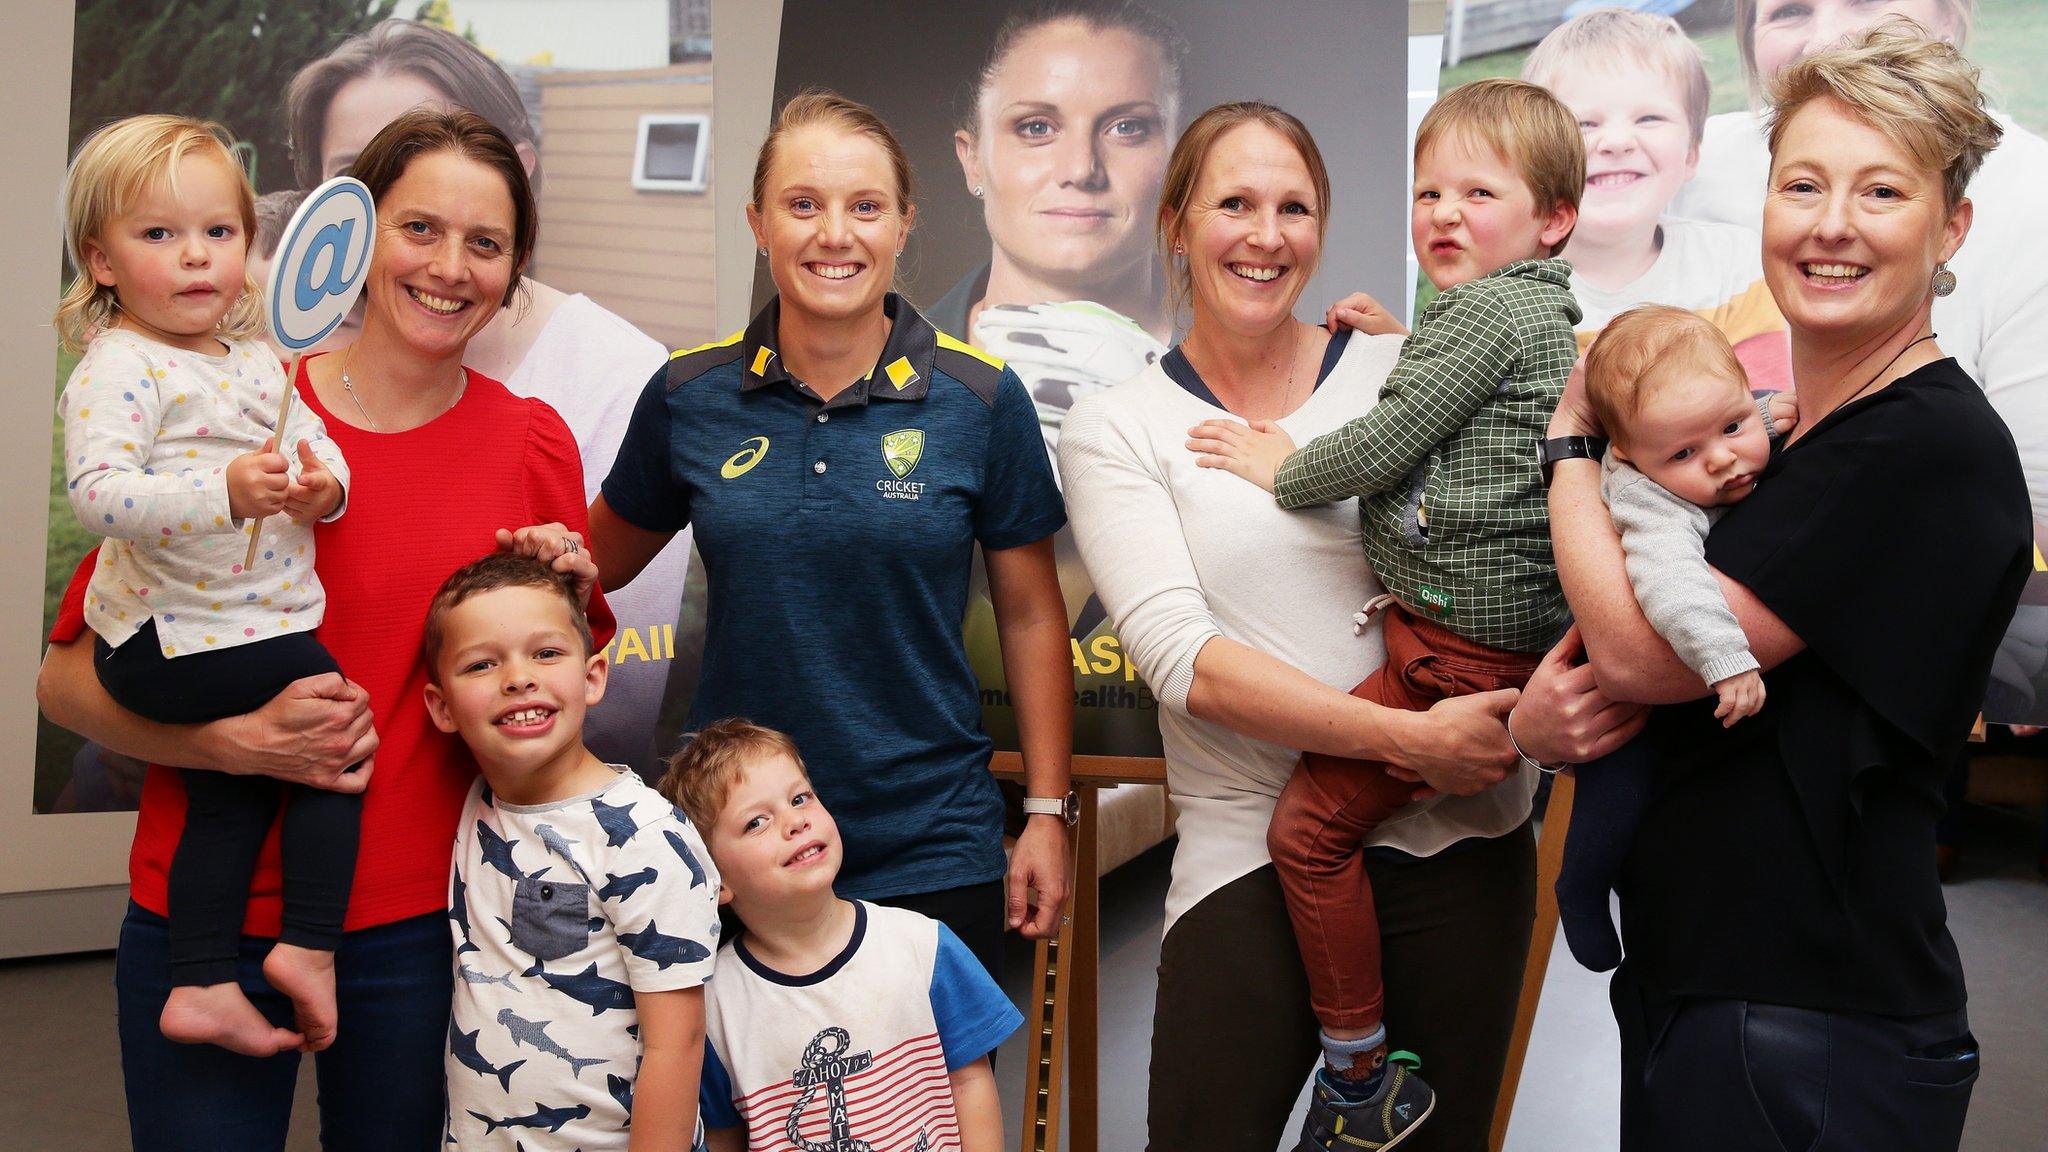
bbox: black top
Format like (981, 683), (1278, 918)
(1620, 358), (2030, 1015)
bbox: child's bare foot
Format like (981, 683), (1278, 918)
(263, 943), (340, 1052)
(160, 982), (302, 1056)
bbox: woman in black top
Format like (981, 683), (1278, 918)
(1534, 25), (2028, 1151)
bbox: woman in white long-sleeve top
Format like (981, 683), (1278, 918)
(1056, 100), (1630, 1152)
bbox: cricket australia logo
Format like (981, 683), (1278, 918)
(785, 1028), (928, 1152)
(876, 429), (926, 501)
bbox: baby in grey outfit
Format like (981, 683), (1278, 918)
(1556, 304), (1786, 971)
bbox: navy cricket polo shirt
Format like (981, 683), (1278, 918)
(602, 293), (1066, 899)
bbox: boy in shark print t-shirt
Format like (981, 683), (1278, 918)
(661, 720), (1021, 1152)
(426, 555), (721, 1150)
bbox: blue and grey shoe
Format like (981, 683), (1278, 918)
(1294, 1051), (1436, 1151)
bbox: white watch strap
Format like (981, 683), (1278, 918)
(1020, 796), (1066, 816)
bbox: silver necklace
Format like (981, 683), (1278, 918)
(1193, 326), (1305, 420)
(339, 344), (467, 433)
(338, 344), (380, 432)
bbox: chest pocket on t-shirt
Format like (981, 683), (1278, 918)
(511, 877), (591, 962)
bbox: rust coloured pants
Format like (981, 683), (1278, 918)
(1268, 604), (1540, 1029)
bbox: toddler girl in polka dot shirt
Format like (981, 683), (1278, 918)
(55, 115), (356, 1058)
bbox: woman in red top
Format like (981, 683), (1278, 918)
(37, 108), (605, 1152)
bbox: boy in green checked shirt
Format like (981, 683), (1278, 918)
(1188, 78), (1582, 1151)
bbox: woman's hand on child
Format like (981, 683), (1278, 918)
(1713, 669), (1765, 727)
(283, 440), (342, 523)
(1383, 687), (1519, 797)
(210, 672), (377, 792)
(1547, 358), (1603, 440)
(496, 523), (598, 608)
(1186, 419), (1295, 493)
(1511, 627), (1650, 764)
(1324, 291), (1409, 337)
(227, 438), (291, 521)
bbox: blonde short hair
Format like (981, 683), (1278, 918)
(1765, 22), (2001, 211)
(1415, 79), (1584, 256)
(1583, 305), (1748, 441)
(1156, 101), (1331, 321)
(1734, 0), (1974, 92)
(659, 719), (808, 833)
(55, 115), (262, 354)
(1522, 8), (1710, 146)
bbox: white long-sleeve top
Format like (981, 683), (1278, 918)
(61, 329), (346, 657)
(1056, 332), (1538, 931)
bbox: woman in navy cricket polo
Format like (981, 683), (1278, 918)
(588, 92), (1074, 976)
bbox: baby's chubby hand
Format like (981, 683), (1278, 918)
(1766, 390), (1800, 437)
(282, 441), (342, 523)
(1713, 668), (1766, 727)
(227, 438), (290, 521)
(1186, 419), (1296, 493)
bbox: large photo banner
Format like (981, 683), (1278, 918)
(37, 1), (719, 814)
(1439, 0), (2048, 724)
(765, 0), (1413, 756)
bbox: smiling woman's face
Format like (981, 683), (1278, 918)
(364, 148), (518, 363)
(958, 20), (1173, 294)
(1750, 0), (1961, 82)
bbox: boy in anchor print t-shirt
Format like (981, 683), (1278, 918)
(427, 554), (721, 1151)
(660, 720), (1020, 1152)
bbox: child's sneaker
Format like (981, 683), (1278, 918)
(1294, 1051), (1435, 1151)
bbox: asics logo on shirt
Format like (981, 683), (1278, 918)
(721, 436), (770, 479)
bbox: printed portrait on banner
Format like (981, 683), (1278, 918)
(765, 0), (1413, 757)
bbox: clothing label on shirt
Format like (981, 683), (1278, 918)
(1415, 584), (1453, 615)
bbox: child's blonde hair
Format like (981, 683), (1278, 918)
(55, 115), (263, 354)
(660, 719), (809, 833)
(1521, 8), (1711, 147)
(1414, 79), (1584, 257)
(1583, 304), (1748, 442)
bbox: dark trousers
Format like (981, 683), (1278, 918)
(1269, 606), (1540, 1030)
(1149, 823), (1536, 1152)
(97, 621), (360, 985)
(874, 877), (1007, 986)
(116, 903), (451, 1152)
(1611, 963), (1978, 1152)
(1553, 736), (1656, 968)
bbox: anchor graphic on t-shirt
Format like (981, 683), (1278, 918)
(784, 1027), (929, 1152)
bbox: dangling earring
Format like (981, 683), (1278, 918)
(972, 185), (984, 199)
(757, 246), (768, 258)
(1932, 262), (1957, 297)
(1173, 243), (1184, 256)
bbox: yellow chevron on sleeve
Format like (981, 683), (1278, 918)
(935, 330), (1005, 370)
(669, 330), (745, 360)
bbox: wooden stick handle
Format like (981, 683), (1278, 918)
(242, 353), (302, 569)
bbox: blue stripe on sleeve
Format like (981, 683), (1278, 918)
(929, 922), (1024, 1069)
(699, 1038), (741, 1131)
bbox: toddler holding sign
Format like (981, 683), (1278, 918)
(56, 115), (356, 1056)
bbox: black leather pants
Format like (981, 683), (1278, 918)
(1611, 964), (1978, 1152)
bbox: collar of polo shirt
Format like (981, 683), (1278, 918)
(739, 292), (938, 406)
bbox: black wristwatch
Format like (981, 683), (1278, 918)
(1537, 435), (1609, 487)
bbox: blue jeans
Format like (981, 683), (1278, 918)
(115, 902), (451, 1151)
